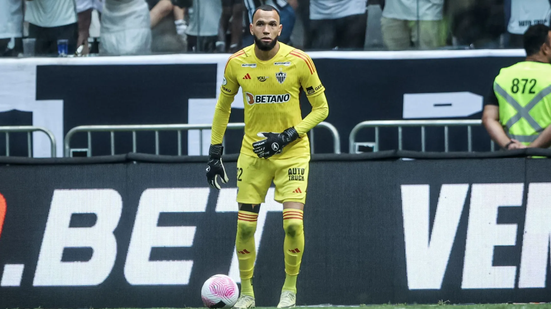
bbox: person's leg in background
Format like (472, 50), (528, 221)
(13, 38), (23, 56)
(278, 4), (296, 44)
(54, 22), (79, 55)
(506, 32), (523, 48)
(413, 20), (444, 49)
(28, 23), (52, 55)
(29, 22), (78, 56)
(2, 38), (23, 56)
(296, 0), (310, 49)
(365, 0), (384, 49)
(381, 17), (411, 50)
(309, 18), (336, 50)
(198, 35), (217, 52)
(217, 0), (233, 52)
(0, 39), (10, 56)
(187, 34), (197, 51)
(150, 0), (174, 28)
(228, 0), (244, 52)
(337, 12), (367, 50)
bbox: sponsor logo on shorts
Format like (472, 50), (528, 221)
(245, 93), (291, 105)
(288, 168), (305, 181)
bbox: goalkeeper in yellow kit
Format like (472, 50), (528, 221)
(205, 4), (329, 309)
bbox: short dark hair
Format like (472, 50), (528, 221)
(524, 24), (550, 56)
(253, 4), (280, 21)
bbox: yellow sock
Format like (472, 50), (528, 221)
(282, 274), (298, 293)
(236, 210), (258, 297)
(282, 209), (304, 293)
(240, 278), (254, 297)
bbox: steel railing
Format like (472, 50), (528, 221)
(0, 126), (57, 157)
(349, 119), (494, 153)
(64, 122), (340, 157)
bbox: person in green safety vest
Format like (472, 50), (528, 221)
(483, 24), (551, 150)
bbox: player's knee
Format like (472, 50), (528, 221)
(239, 204), (260, 213)
(284, 220), (303, 238)
(237, 219), (256, 239)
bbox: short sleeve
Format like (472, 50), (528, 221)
(485, 83), (499, 106)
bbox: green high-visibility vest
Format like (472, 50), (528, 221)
(494, 61), (551, 145)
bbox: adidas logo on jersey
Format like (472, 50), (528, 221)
(243, 73), (251, 80)
(292, 187), (302, 194)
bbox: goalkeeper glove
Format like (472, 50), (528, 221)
(252, 127), (299, 159)
(206, 144), (229, 189)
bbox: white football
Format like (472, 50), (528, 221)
(201, 274), (239, 308)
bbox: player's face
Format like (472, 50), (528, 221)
(250, 9), (282, 51)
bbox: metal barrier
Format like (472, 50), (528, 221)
(64, 122), (341, 157)
(0, 126), (57, 157)
(349, 119), (495, 153)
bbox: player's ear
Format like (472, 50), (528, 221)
(250, 23), (254, 35)
(542, 42), (550, 56)
(543, 32), (551, 55)
(278, 24), (282, 36)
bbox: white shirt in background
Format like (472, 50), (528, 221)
(508, 0), (551, 35)
(310, 0), (367, 20)
(186, 0), (222, 37)
(382, 0), (443, 21)
(76, 0), (103, 13)
(25, 0), (78, 28)
(0, 0), (23, 39)
(100, 0), (151, 55)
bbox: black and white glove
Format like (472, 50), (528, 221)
(252, 127), (299, 159)
(206, 144), (229, 189)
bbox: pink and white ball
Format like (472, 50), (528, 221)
(201, 274), (239, 308)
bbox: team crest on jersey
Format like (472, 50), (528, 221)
(276, 69), (286, 84)
(257, 76), (268, 82)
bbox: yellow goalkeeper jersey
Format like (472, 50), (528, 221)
(211, 42), (328, 159)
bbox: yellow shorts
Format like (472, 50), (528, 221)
(236, 154), (310, 204)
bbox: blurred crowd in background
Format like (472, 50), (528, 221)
(0, 0), (550, 57)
